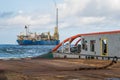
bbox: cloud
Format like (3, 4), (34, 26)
(0, 11), (14, 18)
(0, 0), (120, 32)
(77, 17), (106, 25)
(0, 12), (54, 29)
(57, 0), (120, 30)
(58, 0), (90, 18)
(18, 10), (24, 14)
(58, 0), (120, 17)
(101, 0), (120, 11)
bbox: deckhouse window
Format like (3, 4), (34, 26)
(90, 40), (95, 52)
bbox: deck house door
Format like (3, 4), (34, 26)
(101, 38), (108, 56)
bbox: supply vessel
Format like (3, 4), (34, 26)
(17, 7), (60, 45)
(17, 26), (60, 45)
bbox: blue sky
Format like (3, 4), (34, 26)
(0, 0), (120, 44)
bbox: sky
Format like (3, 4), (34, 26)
(0, 0), (120, 44)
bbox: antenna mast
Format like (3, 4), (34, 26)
(53, 0), (58, 27)
(56, 7), (58, 27)
(53, 0), (59, 40)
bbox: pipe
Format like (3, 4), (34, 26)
(74, 38), (81, 46)
(52, 34), (81, 52)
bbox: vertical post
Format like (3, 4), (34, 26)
(53, 7), (59, 40)
(53, 0), (58, 27)
(25, 25), (28, 36)
(62, 42), (64, 53)
(56, 8), (58, 28)
(68, 38), (71, 53)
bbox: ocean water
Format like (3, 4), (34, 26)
(0, 45), (55, 59)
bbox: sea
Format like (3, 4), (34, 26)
(0, 45), (55, 59)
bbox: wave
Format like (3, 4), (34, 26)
(0, 45), (55, 59)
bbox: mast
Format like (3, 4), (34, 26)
(56, 7), (58, 28)
(53, 0), (59, 40)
